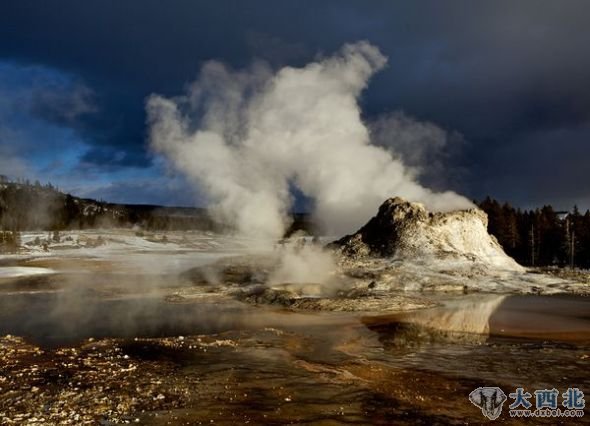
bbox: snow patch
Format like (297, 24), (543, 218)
(0, 267), (55, 279)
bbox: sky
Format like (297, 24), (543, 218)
(1, 0), (589, 210)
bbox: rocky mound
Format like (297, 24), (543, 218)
(332, 197), (523, 272)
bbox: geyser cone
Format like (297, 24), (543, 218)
(333, 197), (524, 272)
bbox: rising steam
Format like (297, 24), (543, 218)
(147, 41), (472, 241)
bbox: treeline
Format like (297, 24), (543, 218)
(3, 178), (590, 268)
(479, 197), (590, 268)
(0, 180), (215, 232)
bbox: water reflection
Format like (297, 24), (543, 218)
(365, 294), (507, 348)
(363, 293), (590, 392)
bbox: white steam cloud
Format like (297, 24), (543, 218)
(147, 41), (472, 241)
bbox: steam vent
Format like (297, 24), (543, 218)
(333, 197), (524, 272)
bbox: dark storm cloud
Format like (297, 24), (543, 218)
(1, 0), (589, 208)
(0, 62), (92, 174)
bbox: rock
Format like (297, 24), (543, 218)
(181, 256), (274, 286)
(331, 197), (523, 272)
(240, 287), (296, 306)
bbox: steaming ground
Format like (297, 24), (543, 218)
(1, 228), (588, 296)
(3, 230), (246, 276)
(2, 229), (590, 424)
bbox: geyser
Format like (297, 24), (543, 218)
(147, 41), (472, 242)
(333, 197), (524, 272)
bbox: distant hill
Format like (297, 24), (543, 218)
(0, 179), (214, 231)
(0, 178), (314, 234)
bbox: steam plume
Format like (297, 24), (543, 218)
(147, 41), (472, 241)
